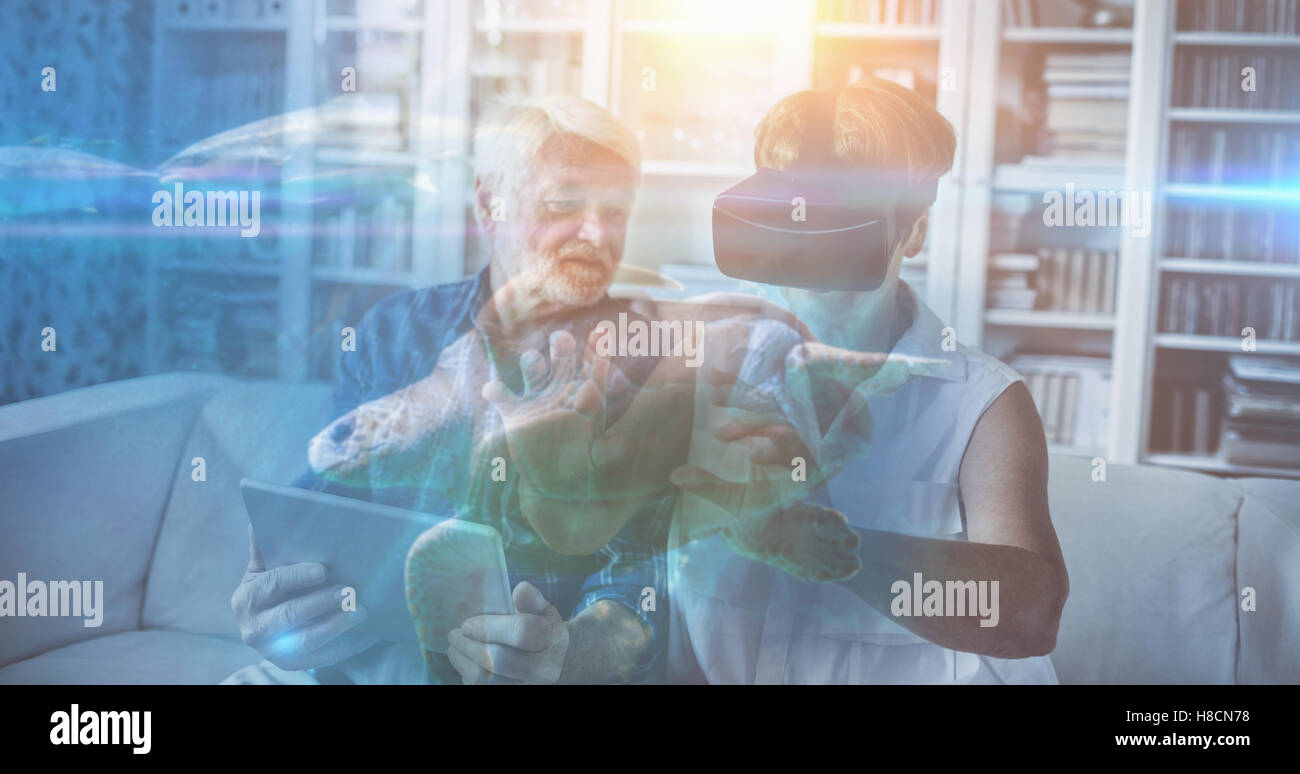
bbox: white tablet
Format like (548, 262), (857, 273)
(240, 479), (514, 653)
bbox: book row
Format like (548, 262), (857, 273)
(1163, 202), (1300, 263)
(1176, 0), (1300, 33)
(1167, 125), (1300, 186)
(988, 249), (1118, 314)
(1171, 50), (1300, 110)
(1159, 277), (1300, 341)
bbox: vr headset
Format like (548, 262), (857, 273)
(711, 89), (938, 292)
(712, 168), (936, 291)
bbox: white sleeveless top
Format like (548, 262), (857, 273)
(667, 282), (1060, 684)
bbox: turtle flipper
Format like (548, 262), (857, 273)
(721, 502), (861, 582)
(405, 521), (498, 656)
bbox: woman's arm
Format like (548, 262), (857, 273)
(838, 382), (1070, 658)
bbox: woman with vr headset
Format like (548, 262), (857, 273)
(668, 77), (1070, 684)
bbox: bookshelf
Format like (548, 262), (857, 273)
(1002, 26), (1134, 43)
(984, 309), (1117, 330)
(145, 0), (297, 383)
(957, 0), (1139, 461)
(958, 0), (1300, 478)
(1139, 0), (1300, 479)
(1152, 335), (1300, 356)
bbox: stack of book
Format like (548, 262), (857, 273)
(1160, 277), (1300, 340)
(1219, 355), (1300, 468)
(1020, 51), (1130, 173)
(1168, 125), (1300, 186)
(1172, 50), (1300, 110)
(1164, 202), (1299, 262)
(988, 248), (1118, 313)
(988, 252), (1040, 310)
(1149, 379), (1221, 455)
(1009, 354), (1112, 451)
(821, 0), (943, 25)
(1176, 0), (1300, 33)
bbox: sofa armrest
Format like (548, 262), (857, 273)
(0, 373), (228, 667)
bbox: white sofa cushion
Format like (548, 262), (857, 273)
(1046, 455), (1240, 684)
(0, 373), (221, 667)
(0, 630), (262, 684)
(142, 380), (335, 634)
(1236, 477), (1300, 684)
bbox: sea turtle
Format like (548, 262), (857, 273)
(307, 303), (943, 659)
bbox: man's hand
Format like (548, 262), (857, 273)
(231, 525), (377, 671)
(446, 581), (569, 685)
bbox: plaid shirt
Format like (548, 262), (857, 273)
(293, 267), (670, 681)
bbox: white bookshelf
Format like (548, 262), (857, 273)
(985, 309), (1116, 330)
(1167, 107), (1300, 123)
(960, 0), (1300, 476)
(1152, 335), (1300, 356)
(991, 165), (1126, 193)
(957, 0), (1142, 462)
(1173, 31), (1300, 46)
(1002, 26), (1133, 43)
(1160, 259), (1300, 278)
(1136, 0), (1300, 475)
(1109, 0), (1172, 466)
(1164, 183), (1300, 203)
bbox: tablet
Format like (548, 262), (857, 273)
(240, 479), (514, 653)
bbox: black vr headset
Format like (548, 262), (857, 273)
(711, 89), (938, 292)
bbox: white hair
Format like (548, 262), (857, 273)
(472, 95), (642, 202)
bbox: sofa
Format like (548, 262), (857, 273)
(1, 372), (1297, 683)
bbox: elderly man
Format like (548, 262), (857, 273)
(227, 96), (671, 685)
